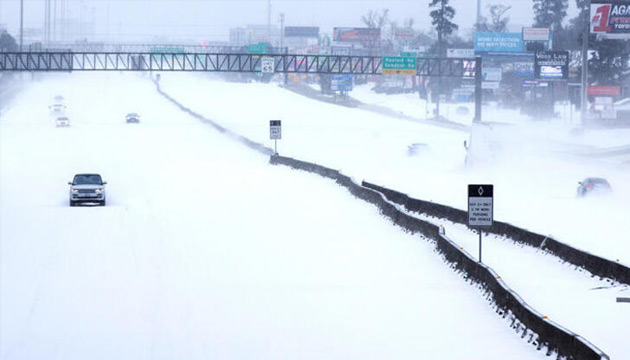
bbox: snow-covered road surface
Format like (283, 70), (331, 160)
(1, 73), (545, 359)
(157, 73), (630, 267)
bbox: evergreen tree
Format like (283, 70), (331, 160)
(571, 0), (630, 86)
(589, 39), (630, 85)
(429, 0), (458, 56)
(0, 31), (18, 52)
(532, 0), (568, 33)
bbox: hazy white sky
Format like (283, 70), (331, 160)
(0, 0), (580, 43)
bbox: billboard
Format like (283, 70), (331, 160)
(394, 28), (415, 38)
(447, 48), (475, 58)
(474, 32), (523, 52)
(514, 62), (535, 77)
(534, 51), (569, 80)
(587, 86), (621, 95)
(482, 67), (502, 82)
(522, 27), (550, 41)
(591, 1), (630, 37)
(284, 26), (319, 38)
(331, 75), (353, 92)
(333, 28), (381, 43)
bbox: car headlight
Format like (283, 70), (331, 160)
(95, 189), (104, 193)
(71, 189), (78, 193)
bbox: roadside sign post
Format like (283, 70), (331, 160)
(468, 184), (494, 263)
(269, 120), (281, 154)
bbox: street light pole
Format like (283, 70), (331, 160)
(580, 1), (590, 125)
(476, 0), (482, 28)
(19, 0), (23, 51)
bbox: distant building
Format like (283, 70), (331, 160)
(229, 25), (281, 46)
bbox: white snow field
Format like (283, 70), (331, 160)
(0, 73), (546, 359)
(158, 73), (630, 268)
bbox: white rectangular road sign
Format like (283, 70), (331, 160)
(468, 184), (493, 227)
(261, 57), (275, 73)
(270, 120), (281, 140)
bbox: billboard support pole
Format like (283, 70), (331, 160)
(580, 1), (589, 125)
(474, 56), (482, 123)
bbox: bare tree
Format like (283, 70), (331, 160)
(488, 5), (511, 33)
(360, 9), (389, 54)
(474, 4), (511, 33)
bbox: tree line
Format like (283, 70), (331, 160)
(360, 0), (629, 86)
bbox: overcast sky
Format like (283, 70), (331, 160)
(0, 0), (580, 43)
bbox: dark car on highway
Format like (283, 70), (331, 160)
(577, 177), (612, 197)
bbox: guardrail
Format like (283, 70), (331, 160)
(152, 78), (608, 358)
(269, 154), (609, 360)
(361, 182), (630, 286)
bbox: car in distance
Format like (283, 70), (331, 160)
(577, 177), (612, 197)
(68, 173), (107, 206)
(125, 113), (140, 123)
(55, 116), (70, 127)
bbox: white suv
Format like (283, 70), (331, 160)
(68, 173), (107, 206)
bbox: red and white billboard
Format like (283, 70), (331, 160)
(590, 1), (630, 37)
(332, 28), (381, 43)
(587, 86), (621, 95)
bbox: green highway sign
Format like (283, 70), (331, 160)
(382, 56), (417, 75)
(151, 46), (184, 53)
(248, 43), (268, 54)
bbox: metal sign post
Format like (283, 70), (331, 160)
(468, 184), (494, 263)
(269, 120), (281, 154)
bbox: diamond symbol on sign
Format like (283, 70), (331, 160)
(478, 186), (484, 196)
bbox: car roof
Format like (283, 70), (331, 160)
(614, 98), (630, 106)
(584, 177), (609, 183)
(74, 173), (102, 177)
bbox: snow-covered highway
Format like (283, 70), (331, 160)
(1, 73), (548, 359)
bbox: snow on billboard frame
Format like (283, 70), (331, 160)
(590, 0), (630, 39)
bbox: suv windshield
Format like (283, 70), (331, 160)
(73, 174), (103, 185)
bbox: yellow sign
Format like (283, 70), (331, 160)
(382, 68), (417, 75)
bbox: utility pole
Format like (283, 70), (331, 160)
(476, 0), (482, 29)
(279, 13), (287, 85)
(279, 13), (284, 49)
(580, 0), (589, 125)
(267, 0), (271, 43)
(19, 0), (23, 51)
(435, 0), (445, 121)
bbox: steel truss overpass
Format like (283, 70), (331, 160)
(0, 52), (479, 77)
(0, 51), (482, 121)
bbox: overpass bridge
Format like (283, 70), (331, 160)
(0, 51), (482, 121)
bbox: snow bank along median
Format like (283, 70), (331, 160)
(269, 155), (609, 360)
(361, 182), (630, 287)
(153, 78), (609, 359)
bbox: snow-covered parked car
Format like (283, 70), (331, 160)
(68, 173), (107, 206)
(55, 116), (70, 127)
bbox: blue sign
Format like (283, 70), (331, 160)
(474, 33), (523, 53)
(514, 62), (534, 77)
(331, 75), (353, 92)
